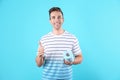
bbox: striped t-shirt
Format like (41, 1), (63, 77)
(40, 31), (81, 80)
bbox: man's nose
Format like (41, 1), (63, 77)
(55, 18), (59, 22)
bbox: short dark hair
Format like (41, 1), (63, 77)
(49, 7), (64, 19)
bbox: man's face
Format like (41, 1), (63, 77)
(50, 11), (64, 30)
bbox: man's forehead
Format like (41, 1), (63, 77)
(50, 11), (62, 16)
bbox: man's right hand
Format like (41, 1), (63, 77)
(36, 42), (44, 67)
(37, 42), (44, 57)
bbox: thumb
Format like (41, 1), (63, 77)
(40, 42), (43, 47)
(39, 42), (44, 51)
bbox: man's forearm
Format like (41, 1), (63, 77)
(73, 54), (82, 64)
(36, 56), (44, 67)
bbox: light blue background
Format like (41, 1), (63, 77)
(0, 0), (120, 80)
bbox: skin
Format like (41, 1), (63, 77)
(36, 11), (82, 67)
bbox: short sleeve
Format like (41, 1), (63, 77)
(72, 37), (82, 56)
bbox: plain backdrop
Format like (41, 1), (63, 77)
(0, 0), (120, 80)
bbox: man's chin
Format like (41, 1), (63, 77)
(54, 26), (61, 30)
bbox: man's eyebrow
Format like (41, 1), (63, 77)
(51, 15), (55, 17)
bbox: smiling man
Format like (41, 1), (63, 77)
(36, 7), (83, 80)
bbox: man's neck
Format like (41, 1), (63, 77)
(52, 28), (65, 35)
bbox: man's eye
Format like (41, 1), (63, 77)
(52, 16), (55, 19)
(58, 16), (61, 19)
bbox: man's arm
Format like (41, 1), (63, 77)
(73, 53), (82, 64)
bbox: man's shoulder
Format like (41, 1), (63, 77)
(65, 31), (76, 39)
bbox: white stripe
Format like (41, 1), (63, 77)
(39, 31), (81, 79)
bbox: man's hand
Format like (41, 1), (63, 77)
(37, 43), (44, 57)
(36, 42), (44, 67)
(64, 53), (82, 65)
(64, 60), (73, 65)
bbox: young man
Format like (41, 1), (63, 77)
(36, 7), (82, 80)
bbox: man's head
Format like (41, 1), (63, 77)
(49, 7), (64, 30)
(49, 7), (64, 19)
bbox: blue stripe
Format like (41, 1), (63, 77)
(40, 31), (81, 80)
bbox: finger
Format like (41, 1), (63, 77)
(37, 50), (43, 54)
(38, 52), (44, 55)
(38, 52), (44, 57)
(66, 61), (72, 65)
(64, 60), (71, 65)
(40, 42), (43, 47)
(39, 47), (44, 52)
(38, 44), (44, 53)
(40, 42), (44, 51)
